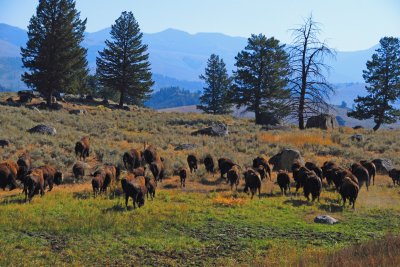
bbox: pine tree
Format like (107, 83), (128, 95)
(231, 34), (290, 124)
(96, 11), (153, 107)
(197, 54), (232, 114)
(348, 37), (400, 131)
(21, 0), (88, 105)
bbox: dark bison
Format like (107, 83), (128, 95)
(389, 169), (400, 186)
(255, 165), (267, 180)
(150, 161), (165, 182)
(91, 168), (106, 197)
(0, 161), (18, 191)
(72, 162), (85, 180)
(252, 156), (272, 180)
(123, 149), (142, 171)
(303, 172), (322, 202)
(340, 176), (359, 209)
(203, 154), (215, 174)
(292, 166), (311, 192)
(38, 165), (63, 191)
(227, 165), (240, 191)
(25, 168), (45, 202)
(103, 164), (121, 188)
(277, 171), (290, 196)
(145, 176), (157, 200)
(132, 167), (146, 177)
(321, 161), (338, 185)
(75, 137), (90, 161)
(218, 158), (236, 179)
(243, 168), (261, 199)
(179, 168), (187, 188)
(305, 162), (323, 179)
(121, 173), (147, 209)
(351, 163), (370, 190)
(143, 144), (159, 165)
(360, 160), (377, 186)
(187, 154), (198, 173)
(324, 167), (357, 191)
(17, 153), (32, 181)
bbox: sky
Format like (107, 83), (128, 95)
(0, 0), (399, 51)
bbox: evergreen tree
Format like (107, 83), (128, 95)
(197, 54), (232, 114)
(21, 0), (88, 105)
(231, 34), (290, 124)
(348, 37), (400, 131)
(96, 11), (153, 107)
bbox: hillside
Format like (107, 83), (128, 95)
(0, 93), (400, 266)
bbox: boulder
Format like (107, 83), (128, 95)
(0, 140), (9, 148)
(306, 114), (338, 130)
(268, 149), (304, 171)
(28, 125), (57, 136)
(259, 112), (281, 126)
(101, 99), (110, 105)
(353, 125), (364, 130)
(314, 215), (339, 225)
(350, 134), (363, 142)
(174, 143), (198, 151)
(86, 95), (94, 102)
(372, 158), (394, 174)
(191, 122), (228, 137)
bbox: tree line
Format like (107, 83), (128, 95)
(21, 0), (400, 131)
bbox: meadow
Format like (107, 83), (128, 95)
(0, 93), (400, 266)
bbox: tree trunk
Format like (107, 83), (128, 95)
(119, 89), (125, 108)
(255, 108), (261, 125)
(46, 92), (53, 106)
(298, 88), (306, 129)
(373, 120), (382, 131)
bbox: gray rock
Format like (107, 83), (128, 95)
(191, 122), (228, 137)
(306, 114), (339, 130)
(28, 124), (57, 136)
(314, 215), (339, 224)
(268, 149), (304, 171)
(350, 134), (363, 142)
(174, 143), (198, 151)
(259, 112), (282, 126)
(372, 158), (394, 174)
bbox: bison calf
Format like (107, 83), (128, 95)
(277, 171), (290, 196)
(73, 162), (85, 180)
(340, 177), (359, 209)
(303, 172), (322, 202)
(0, 161), (18, 191)
(145, 176), (157, 200)
(179, 168), (187, 188)
(389, 169), (400, 186)
(243, 169), (261, 199)
(203, 154), (215, 174)
(227, 165), (240, 191)
(187, 154), (198, 174)
(25, 168), (45, 202)
(75, 136), (90, 161)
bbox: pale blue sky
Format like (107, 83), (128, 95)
(0, 0), (399, 51)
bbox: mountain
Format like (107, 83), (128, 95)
(0, 23), (380, 98)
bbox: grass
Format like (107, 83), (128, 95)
(0, 93), (400, 266)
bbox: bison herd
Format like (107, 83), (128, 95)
(1, 136), (400, 211)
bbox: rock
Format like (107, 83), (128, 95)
(350, 134), (363, 142)
(268, 149), (304, 171)
(191, 122), (228, 137)
(314, 215), (339, 225)
(122, 105), (130, 111)
(0, 140), (9, 148)
(6, 97), (14, 103)
(17, 90), (38, 103)
(353, 125), (364, 130)
(101, 99), (109, 105)
(50, 102), (63, 110)
(28, 124), (57, 136)
(306, 114), (338, 130)
(174, 144), (198, 151)
(86, 95), (94, 102)
(372, 158), (394, 174)
(69, 109), (86, 115)
(259, 112), (281, 126)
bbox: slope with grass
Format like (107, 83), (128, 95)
(0, 93), (400, 266)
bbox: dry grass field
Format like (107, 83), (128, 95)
(0, 93), (400, 266)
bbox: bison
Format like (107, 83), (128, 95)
(75, 136), (90, 161)
(321, 161), (338, 185)
(25, 168), (45, 202)
(389, 168), (400, 186)
(305, 162), (323, 179)
(360, 160), (377, 186)
(203, 154), (215, 174)
(132, 166), (146, 177)
(0, 161), (18, 191)
(187, 154), (198, 173)
(218, 158), (236, 179)
(123, 149), (142, 171)
(121, 173), (147, 209)
(293, 166), (311, 192)
(91, 168), (106, 198)
(72, 162), (85, 180)
(17, 152), (32, 181)
(340, 176), (359, 209)
(252, 156), (272, 180)
(303, 172), (322, 202)
(145, 176), (157, 200)
(277, 171), (290, 196)
(143, 144), (159, 165)
(150, 160), (165, 182)
(38, 165), (63, 191)
(351, 163), (370, 190)
(227, 165), (240, 191)
(243, 168), (261, 199)
(179, 168), (187, 188)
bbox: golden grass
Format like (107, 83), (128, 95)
(212, 194), (246, 207)
(259, 131), (334, 148)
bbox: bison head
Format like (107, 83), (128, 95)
(54, 171), (63, 185)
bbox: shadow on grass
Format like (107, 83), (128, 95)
(102, 203), (127, 213)
(73, 191), (91, 200)
(283, 199), (311, 207)
(163, 183), (178, 189)
(200, 177), (225, 186)
(0, 195), (26, 205)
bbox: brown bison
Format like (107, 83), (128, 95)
(0, 161), (18, 191)
(103, 164), (121, 189)
(123, 149), (142, 171)
(72, 162), (85, 180)
(305, 162), (323, 180)
(145, 176), (157, 200)
(179, 168), (187, 188)
(351, 163), (370, 190)
(218, 158), (236, 179)
(75, 137), (90, 161)
(389, 168), (400, 186)
(38, 165), (63, 191)
(256, 165), (267, 180)
(321, 161), (338, 185)
(360, 160), (377, 186)
(25, 168), (45, 202)
(132, 166), (146, 177)
(340, 176), (359, 209)
(252, 156), (272, 180)
(121, 173), (147, 209)
(277, 171), (290, 196)
(203, 154), (215, 174)
(292, 166), (311, 192)
(150, 160), (165, 182)
(91, 169), (106, 197)
(17, 152), (32, 181)
(227, 165), (240, 191)
(187, 154), (198, 173)
(143, 144), (159, 165)
(303, 172), (322, 202)
(243, 168), (261, 199)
